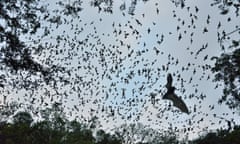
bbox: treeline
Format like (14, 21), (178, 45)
(0, 110), (240, 144)
(192, 126), (240, 144)
(0, 111), (121, 144)
(0, 103), (239, 144)
(0, 111), (178, 144)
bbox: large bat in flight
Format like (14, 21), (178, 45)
(163, 73), (189, 114)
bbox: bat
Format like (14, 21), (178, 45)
(163, 73), (189, 114)
(166, 73), (173, 89)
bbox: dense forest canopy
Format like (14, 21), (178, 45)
(0, 0), (240, 143)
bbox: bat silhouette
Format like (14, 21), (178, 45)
(163, 73), (189, 114)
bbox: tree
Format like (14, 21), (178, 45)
(13, 111), (33, 125)
(212, 49), (240, 109)
(1, 111), (33, 144)
(0, 0), (69, 91)
(114, 122), (179, 144)
(210, 0), (240, 109)
(0, 110), (97, 144)
(0, 0), (46, 76)
(191, 126), (240, 144)
(95, 129), (122, 144)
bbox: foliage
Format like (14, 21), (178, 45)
(13, 111), (33, 125)
(0, 111), (121, 144)
(95, 129), (122, 144)
(0, 0), (68, 90)
(210, 0), (240, 109)
(191, 126), (240, 144)
(212, 49), (240, 109)
(1, 102), (240, 143)
(0, 0), (45, 73)
(0, 107), (184, 144)
(114, 122), (179, 144)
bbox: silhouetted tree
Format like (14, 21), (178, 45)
(212, 49), (240, 109)
(210, 0), (240, 109)
(0, 0), (69, 91)
(114, 122), (179, 144)
(13, 111), (33, 125)
(95, 129), (122, 144)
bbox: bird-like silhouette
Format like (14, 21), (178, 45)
(163, 73), (189, 114)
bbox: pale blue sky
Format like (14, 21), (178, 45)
(1, 0), (240, 140)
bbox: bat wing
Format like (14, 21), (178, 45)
(166, 73), (173, 89)
(163, 93), (189, 114)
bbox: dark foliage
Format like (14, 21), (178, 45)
(212, 49), (240, 109)
(0, 0), (69, 90)
(192, 126), (240, 144)
(210, 0), (240, 109)
(0, 111), (122, 144)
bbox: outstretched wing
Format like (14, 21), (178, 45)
(166, 73), (173, 89)
(163, 93), (189, 114)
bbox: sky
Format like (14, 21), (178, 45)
(1, 0), (240, 141)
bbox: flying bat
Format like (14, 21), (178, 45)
(163, 73), (189, 114)
(166, 73), (173, 89)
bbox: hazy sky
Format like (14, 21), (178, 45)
(1, 0), (240, 140)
